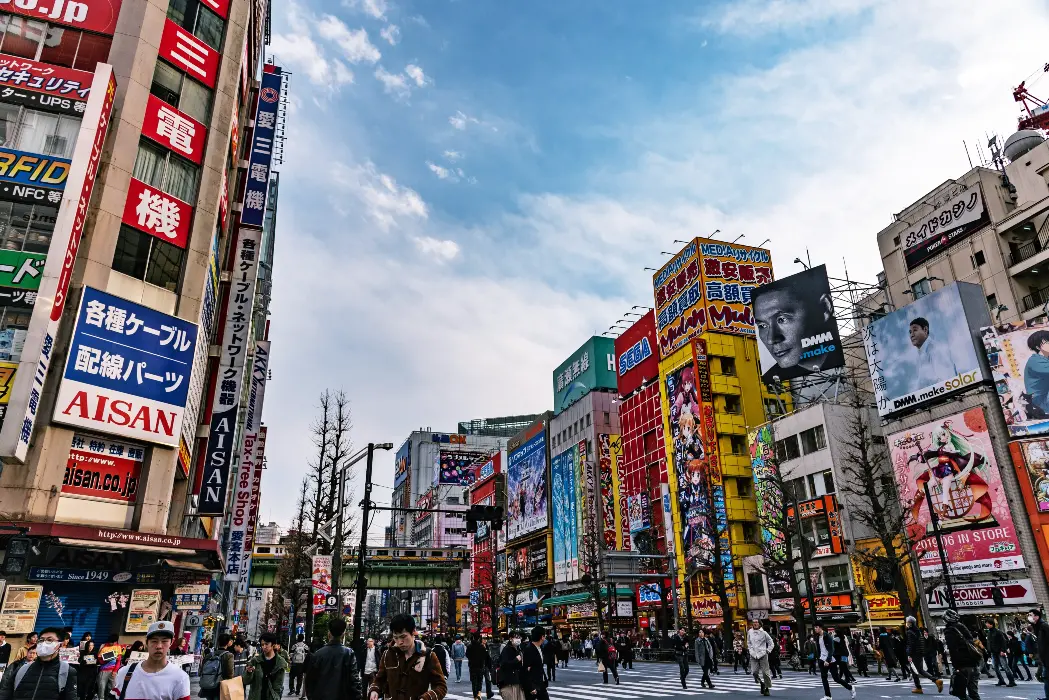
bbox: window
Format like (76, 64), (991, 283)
(973, 250), (986, 267)
(775, 435), (800, 462)
(0, 201), (58, 254)
(0, 13), (112, 70)
(742, 521), (759, 544)
(132, 139), (199, 203)
(986, 294), (998, 312)
(764, 398), (783, 418)
(0, 106), (81, 158)
(720, 357), (736, 376)
(728, 435), (747, 455)
(746, 571), (765, 596)
(872, 434), (886, 445)
(151, 61), (213, 124)
(892, 235), (900, 247)
(911, 278), (932, 299)
(112, 224), (185, 291)
(800, 425), (826, 454)
(813, 517), (831, 546)
(723, 394), (742, 414)
(736, 478), (752, 499)
(822, 564), (851, 592)
(601, 412), (608, 424)
(823, 471), (836, 494)
(167, 0), (225, 50)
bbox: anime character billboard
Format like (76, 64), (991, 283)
(982, 318), (1049, 438)
(888, 407), (1024, 577)
(551, 444), (580, 582)
(667, 361), (714, 568)
(507, 429), (548, 541)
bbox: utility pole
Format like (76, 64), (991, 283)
(922, 480), (957, 611)
(791, 489), (819, 631)
(352, 443), (375, 643)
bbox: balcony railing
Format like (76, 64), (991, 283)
(1010, 239), (1044, 266)
(1022, 285), (1049, 312)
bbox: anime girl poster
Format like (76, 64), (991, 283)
(1019, 439), (1049, 513)
(888, 407), (1025, 577)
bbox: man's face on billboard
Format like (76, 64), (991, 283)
(909, 323), (929, 348)
(755, 289), (809, 368)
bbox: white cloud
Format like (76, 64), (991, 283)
(405, 64), (431, 87)
(443, 150), (463, 161)
(380, 24), (400, 45)
(318, 16), (381, 64)
(426, 161), (452, 179)
(374, 67), (411, 98)
(449, 111), (481, 130)
(413, 236), (461, 261)
(331, 161), (427, 229)
(702, 0), (882, 36)
(345, 0), (387, 19)
(270, 4), (355, 92)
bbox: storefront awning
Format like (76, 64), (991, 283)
(23, 522), (222, 570)
(540, 587), (635, 608)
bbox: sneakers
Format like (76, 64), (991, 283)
(934, 679), (943, 693)
(851, 689), (857, 699)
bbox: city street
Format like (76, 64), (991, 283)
(434, 661), (1046, 700)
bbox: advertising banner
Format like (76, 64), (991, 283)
(158, 19), (220, 88)
(0, 288), (39, 310)
(903, 186), (988, 271)
(141, 93), (206, 164)
(753, 264), (844, 383)
(0, 250), (45, 290)
(173, 583), (209, 611)
(575, 439), (596, 575)
(507, 426), (547, 541)
(121, 177), (192, 248)
(637, 583), (661, 606)
(62, 434), (143, 502)
(244, 426), (266, 553)
(0, 584), (38, 633)
(551, 445), (579, 582)
(927, 578), (1037, 609)
(552, 335), (616, 415)
(311, 555), (332, 615)
(0, 54), (91, 116)
(198, 227), (262, 515)
(125, 589), (161, 632)
(394, 439), (410, 488)
(667, 358), (712, 567)
(614, 311), (658, 397)
(982, 318), (1049, 437)
(0, 147), (69, 189)
(52, 287), (197, 445)
(889, 407), (1025, 577)
(749, 423), (785, 558)
(1016, 439), (1049, 512)
(863, 282), (990, 416)
(0, 0), (124, 34)
(437, 449), (486, 486)
(627, 492), (650, 533)
(240, 65), (282, 228)
(598, 433), (617, 550)
(0, 65), (116, 462)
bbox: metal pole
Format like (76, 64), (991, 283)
(352, 443), (375, 642)
(791, 489), (819, 631)
(332, 462), (346, 599)
(922, 480), (957, 611)
(668, 555), (680, 633)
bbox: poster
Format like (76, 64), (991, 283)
(506, 429), (547, 541)
(311, 555), (332, 615)
(749, 424), (784, 556)
(1017, 439), (1049, 512)
(62, 434), (144, 503)
(627, 493), (650, 533)
(888, 407), (1025, 577)
(125, 589), (161, 632)
(982, 318), (1049, 437)
(666, 360), (714, 567)
(551, 445), (579, 583)
(0, 583), (38, 633)
(598, 434), (618, 550)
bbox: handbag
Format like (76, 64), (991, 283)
(597, 660), (605, 672)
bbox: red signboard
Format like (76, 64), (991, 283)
(141, 93), (206, 164)
(158, 19), (219, 89)
(2, 0), (124, 35)
(63, 434), (143, 503)
(22, 521), (219, 551)
(0, 54), (92, 102)
(199, 0), (230, 19)
(614, 311), (659, 397)
(121, 177), (192, 249)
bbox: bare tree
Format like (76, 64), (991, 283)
(579, 522), (606, 634)
(273, 478), (310, 645)
(304, 392), (334, 642)
(325, 392), (355, 602)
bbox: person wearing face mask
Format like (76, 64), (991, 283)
(496, 633), (524, 700)
(0, 627), (76, 700)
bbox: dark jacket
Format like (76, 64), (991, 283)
(593, 638), (611, 662)
(1034, 618), (1049, 660)
(305, 640), (362, 700)
(497, 644), (523, 688)
(370, 642), (446, 700)
(541, 640), (557, 665)
(986, 627), (1007, 655)
(878, 632), (896, 662)
(905, 628), (924, 659)
(521, 644), (546, 696)
(0, 656), (77, 700)
(672, 634), (691, 658)
(943, 621), (982, 668)
(466, 640), (490, 674)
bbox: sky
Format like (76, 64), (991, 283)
(256, 0), (1049, 533)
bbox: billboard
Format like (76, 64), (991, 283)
(311, 555), (331, 615)
(982, 318), (1049, 437)
(436, 449), (486, 486)
(62, 434), (143, 503)
(52, 287), (197, 445)
(614, 311), (659, 397)
(506, 425), (548, 541)
(863, 282), (990, 416)
(1, 0), (124, 34)
(553, 335), (616, 414)
(551, 444), (580, 582)
(903, 186), (988, 271)
(749, 423), (785, 559)
(627, 492), (650, 533)
(1016, 439), (1049, 513)
(653, 238), (773, 357)
(394, 439), (410, 488)
(240, 65), (282, 227)
(0, 54), (92, 117)
(888, 407), (1025, 578)
(753, 264), (844, 383)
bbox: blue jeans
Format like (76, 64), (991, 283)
(454, 659), (463, 680)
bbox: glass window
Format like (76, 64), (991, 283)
(823, 564), (851, 592)
(133, 141), (166, 187)
(151, 62), (183, 106)
(0, 104), (18, 147)
(194, 7), (224, 50)
(724, 394), (742, 413)
(800, 425), (826, 454)
(729, 435), (747, 455)
(0, 16), (46, 60)
(720, 357), (736, 376)
(39, 26), (80, 67)
(775, 435), (800, 462)
(150, 61), (212, 124)
(736, 477), (752, 499)
(823, 471), (835, 494)
(746, 571), (765, 596)
(911, 278), (932, 299)
(112, 225), (151, 279)
(133, 140), (198, 202)
(15, 109), (59, 154)
(813, 517), (831, 546)
(163, 155), (198, 202)
(71, 32), (111, 72)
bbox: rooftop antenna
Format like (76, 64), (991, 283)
(963, 140), (974, 169)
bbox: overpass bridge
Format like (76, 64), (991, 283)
(249, 545), (470, 589)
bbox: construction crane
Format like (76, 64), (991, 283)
(1013, 63), (1049, 130)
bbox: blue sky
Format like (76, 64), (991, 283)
(257, 0), (1049, 531)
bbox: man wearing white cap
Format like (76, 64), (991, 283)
(113, 621), (191, 700)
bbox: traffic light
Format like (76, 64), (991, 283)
(466, 504), (504, 533)
(2, 537), (30, 575)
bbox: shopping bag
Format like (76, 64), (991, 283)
(597, 660), (605, 673)
(219, 676), (245, 700)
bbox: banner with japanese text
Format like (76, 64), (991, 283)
(0, 54), (92, 116)
(240, 65), (282, 228)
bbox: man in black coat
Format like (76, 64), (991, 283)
(593, 631), (619, 685)
(521, 627), (548, 700)
(466, 633), (493, 700)
(305, 617), (363, 700)
(0, 627), (76, 700)
(984, 620), (1016, 687)
(672, 627), (691, 689)
(942, 609), (982, 700)
(906, 616), (942, 694)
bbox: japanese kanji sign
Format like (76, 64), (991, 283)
(0, 54), (92, 117)
(0, 64), (116, 463)
(63, 434), (144, 503)
(53, 287), (198, 446)
(0, 252), (45, 290)
(141, 93), (206, 165)
(158, 19), (220, 89)
(0, 0), (124, 35)
(121, 177), (192, 249)
(240, 64), (282, 228)
(198, 227), (262, 515)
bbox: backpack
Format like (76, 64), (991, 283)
(199, 652), (229, 691)
(14, 660), (70, 691)
(606, 645), (618, 662)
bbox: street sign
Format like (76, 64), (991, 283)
(326, 595), (338, 609)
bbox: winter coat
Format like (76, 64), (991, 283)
(943, 621), (982, 668)
(304, 641), (362, 700)
(466, 641), (490, 675)
(985, 627), (1007, 655)
(1034, 618), (1049, 660)
(905, 628), (924, 659)
(694, 638), (714, 669)
(0, 657), (76, 700)
(242, 652), (288, 700)
(370, 642), (447, 700)
(496, 644), (523, 688)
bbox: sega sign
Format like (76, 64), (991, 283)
(613, 311), (660, 396)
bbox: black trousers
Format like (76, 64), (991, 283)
(820, 659), (852, 696)
(601, 659), (619, 683)
(677, 655), (690, 687)
(1008, 653), (1032, 681)
(290, 664), (306, 694)
(953, 666), (982, 700)
(911, 655), (939, 689)
(470, 670), (493, 698)
(545, 661), (556, 682)
(700, 663), (713, 687)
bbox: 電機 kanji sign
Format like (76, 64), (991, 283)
(158, 19), (220, 89)
(141, 94), (205, 165)
(52, 287), (198, 446)
(121, 178), (192, 248)
(240, 64), (282, 228)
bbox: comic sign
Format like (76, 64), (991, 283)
(437, 449), (486, 486)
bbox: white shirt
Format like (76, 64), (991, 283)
(817, 635), (832, 663)
(114, 660), (191, 700)
(747, 629), (773, 660)
(364, 647), (378, 674)
(915, 334), (960, 388)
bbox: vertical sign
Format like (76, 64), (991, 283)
(240, 65), (282, 228)
(197, 228), (261, 515)
(311, 555), (331, 615)
(0, 65), (117, 462)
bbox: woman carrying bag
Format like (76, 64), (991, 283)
(497, 632), (525, 700)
